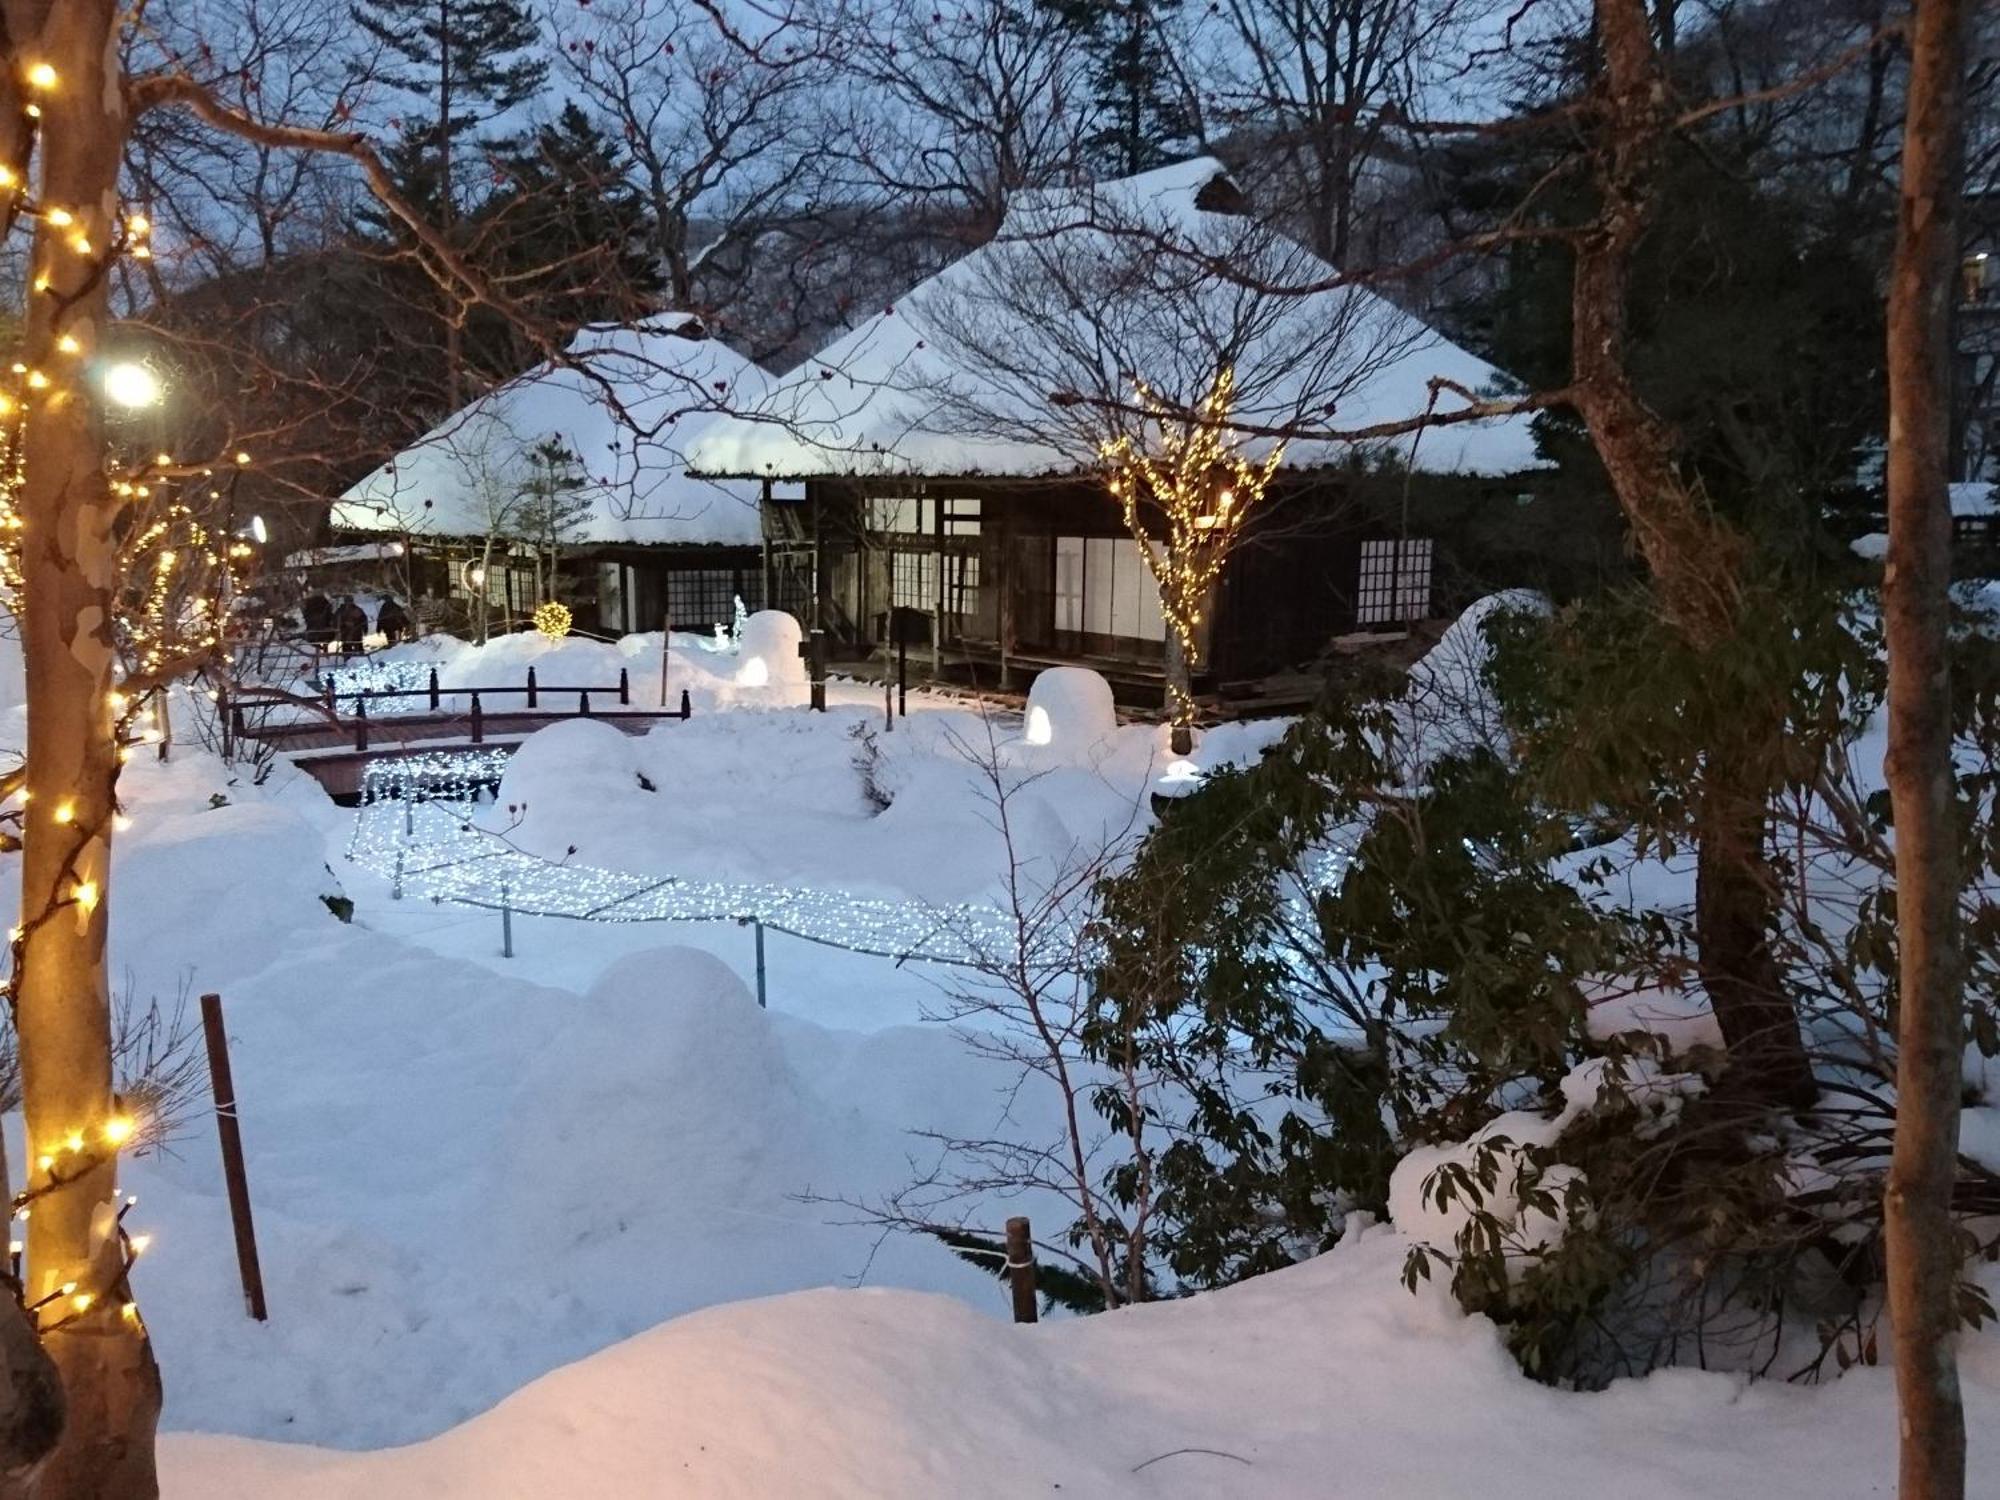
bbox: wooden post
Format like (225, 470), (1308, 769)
(932, 491), (946, 680)
(199, 994), (268, 1322)
(618, 667), (630, 705)
(526, 665), (538, 708)
(997, 511), (1015, 692)
(470, 691), (484, 745)
(810, 484), (828, 712)
(760, 478), (775, 610)
(679, 688), (692, 720)
(428, 666), (440, 711)
(1004, 1216), (1037, 1324)
(500, 884), (513, 959)
(660, 612), (670, 707)
(754, 919), (767, 1009)
(898, 627), (909, 718)
(353, 694), (368, 753)
(579, 690), (591, 717)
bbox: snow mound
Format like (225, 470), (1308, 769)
(161, 1227), (2000, 1498)
(1023, 667), (1116, 757)
(737, 609), (805, 692)
(496, 718), (648, 859)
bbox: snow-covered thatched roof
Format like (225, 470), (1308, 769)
(685, 159), (1542, 482)
(333, 317), (773, 546)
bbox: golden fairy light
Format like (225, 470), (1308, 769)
(1100, 367), (1283, 736)
(533, 600), (573, 641)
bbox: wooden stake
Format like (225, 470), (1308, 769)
(1004, 1215), (1038, 1324)
(199, 994), (268, 1322)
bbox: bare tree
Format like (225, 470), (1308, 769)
(1210, 0), (1485, 267)
(551, 0), (831, 314)
(836, 720), (1160, 1310)
(913, 172), (1424, 460)
(826, 0), (1100, 241)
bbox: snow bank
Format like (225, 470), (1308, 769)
(161, 1227), (2000, 1499)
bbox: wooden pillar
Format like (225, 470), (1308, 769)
(1004, 1216), (1038, 1324)
(932, 489), (946, 679)
(811, 484), (824, 635)
(810, 484), (827, 712)
(760, 479), (775, 612)
(997, 508), (1016, 692)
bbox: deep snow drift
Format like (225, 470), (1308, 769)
(163, 1229), (2000, 1499)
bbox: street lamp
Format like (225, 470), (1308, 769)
(102, 361), (161, 409)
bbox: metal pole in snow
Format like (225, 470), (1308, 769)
(755, 919), (767, 1008)
(501, 883), (514, 959)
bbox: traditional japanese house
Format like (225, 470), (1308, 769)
(685, 159), (1544, 705)
(332, 315), (781, 637)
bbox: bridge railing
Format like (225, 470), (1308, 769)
(225, 664), (693, 753)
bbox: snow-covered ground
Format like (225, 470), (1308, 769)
(0, 627), (1990, 1495)
(164, 1227), (2000, 1499)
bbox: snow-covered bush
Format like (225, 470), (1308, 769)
(1087, 585), (2000, 1386)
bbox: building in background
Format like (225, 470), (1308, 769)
(331, 315), (781, 638)
(688, 159), (1545, 709)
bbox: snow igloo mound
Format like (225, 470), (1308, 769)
(736, 610), (806, 690)
(1022, 667), (1116, 759)
(495, 717), (646, 860)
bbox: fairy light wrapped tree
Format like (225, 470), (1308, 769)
(0, 9), (596, 1492)
(1102, 367), (1283, 755)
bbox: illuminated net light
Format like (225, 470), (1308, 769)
(347, 751), (1042, 970)
(533, 601), (573, 642)
(322, 657), (431, 710)
(348, 747), (1360, 977)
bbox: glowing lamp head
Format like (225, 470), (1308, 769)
(736, 655), (769, 688)
(102, 361), (161, 409)
(1160, 758), (1204, 787)
(248, 514), (268, 545)
(1024, 704), (1053, 746)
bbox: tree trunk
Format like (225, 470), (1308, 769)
(1164, 630), (1192, 756)
(1694, 764), (1817, 1110)
(1572, 0), (1816, 1107)
(438, 0), (460, 411)
(7, 3), (163, 1494)
(1883, 2), (1970, 1495)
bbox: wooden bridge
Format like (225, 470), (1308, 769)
(226, 665), (692, 799)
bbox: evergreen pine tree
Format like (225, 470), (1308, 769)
(1038, 0), (1198, 175)
(515, 438), (595, 603)
(350, 0), (549, 402)
(468, 103), (663, 371)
